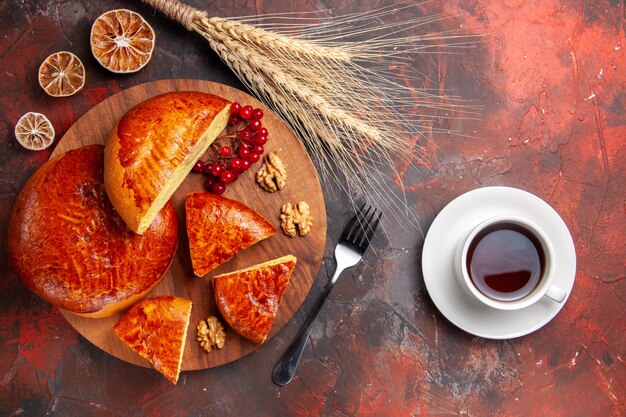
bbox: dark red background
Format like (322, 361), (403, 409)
(1, 0), (624, 416)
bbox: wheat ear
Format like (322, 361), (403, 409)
(141, 0), (480, 227)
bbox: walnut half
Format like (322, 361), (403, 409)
(280, 201), (313, 237)
(197, 316), (226, 353)
(256, 151), (287, 192)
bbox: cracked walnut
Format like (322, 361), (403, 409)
(280, 201), (313, 237)
(197, 316), (226, 353)
(256, 151), (287, 192)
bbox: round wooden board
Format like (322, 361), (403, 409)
(53, 79), (327, 370)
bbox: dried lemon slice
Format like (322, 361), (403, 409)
(14, 112), (55, 151)
(90, 9), (156, 74)
(38, 51), (86, 97)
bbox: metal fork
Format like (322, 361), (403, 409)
(272, 203), (382, 386)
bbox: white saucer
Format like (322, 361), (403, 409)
(422, 186), (576, 339)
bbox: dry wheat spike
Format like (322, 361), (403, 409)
(141, 0), (480, 226)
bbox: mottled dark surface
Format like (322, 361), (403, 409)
(1, 0), (624, 416)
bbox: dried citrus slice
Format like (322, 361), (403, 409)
(90, 9), (156, 74)
(38, 51), (86, 97)
(14, 112), (55, 151)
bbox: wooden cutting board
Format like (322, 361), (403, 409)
(53, 79), (327, 370)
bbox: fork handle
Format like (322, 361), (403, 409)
(272, 267), (343, 386)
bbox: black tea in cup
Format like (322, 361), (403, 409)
(466, 223), (545, 302)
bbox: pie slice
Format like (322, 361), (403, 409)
(213, 255), (297, 344)
(113, 296), (192, 384)
(104, 92), (231, 234)
(185, 191), (276, 276)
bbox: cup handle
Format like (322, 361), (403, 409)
(545, 285), (567, 303)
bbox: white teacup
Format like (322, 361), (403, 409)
(454, 215), (566, 310)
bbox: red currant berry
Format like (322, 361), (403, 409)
(253, 134), (268, 145)
(230, 102), (241, 114)
(210, 163), (224, 177)
(238, 147), (251, 159)
(203, 163), (214, 175)
(203, 176), (217, 191)
(252, 145), (264, 155)
(219, 146), (232, 157)
(252, 108), (264, 120)
(230, 158), (243, 171)
(220, 170), (236, 184)
(228, 115), (240, 126)
(257, 127), (268, 137)
(249, 119), (262, 132)
(240, 159), (251, 171)
(239, 128), (252, 141)
(247, 153), (260, 163)
(211, 182), (226, 195)
(192, 160), (205, 172)
(239, 105), (253, 120)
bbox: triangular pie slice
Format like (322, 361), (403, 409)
(213, 255), (297, 344)
(113, 296), (192, 384)
(185, 191), (276, 276)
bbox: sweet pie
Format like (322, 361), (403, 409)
(113, 296), (192, 384)
(213, 255), (296, 343)
(186, 191), (275, 276)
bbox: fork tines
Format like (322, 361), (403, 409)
(341, 203), (382, 250)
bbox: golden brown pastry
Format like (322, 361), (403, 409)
(104, 91), (231, 234)
(7, 145), (178, 318)
(113, 296), (192, 384)
(213, 255), (296, 344)
(185, 191), (276, 276)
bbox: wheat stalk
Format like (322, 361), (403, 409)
(141, 0), (480, 227)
